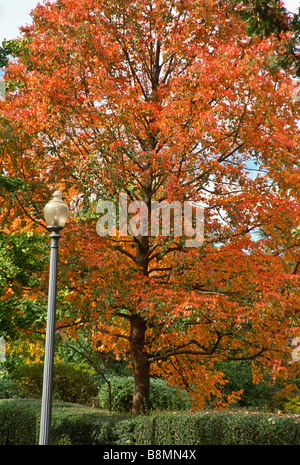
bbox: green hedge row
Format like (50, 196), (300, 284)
(121, 411), (300, 445)
(0, 399), (127, 445)
(0, 399), (299, 445)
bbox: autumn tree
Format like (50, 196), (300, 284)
(0, 0), (300, 414)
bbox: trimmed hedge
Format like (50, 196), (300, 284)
(0, 399), (299, 445)
(119, 411), (300, 445)
(0, 399), (37, 445)
(0, 399), (127, 445)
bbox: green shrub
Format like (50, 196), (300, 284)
(0, 375), (23, 399)
(284, 396), (300, 414)
(98, 376), (191, 413)
(149, 378), (191, 411)
(12, 362), (98, 404)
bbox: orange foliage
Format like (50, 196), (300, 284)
(0, 0), (299, 412)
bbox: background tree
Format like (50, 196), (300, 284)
(0, 0), (299, 414)
(0, 38), (29, 70)
(0, 176), (48, 340)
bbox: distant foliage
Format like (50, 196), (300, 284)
(98, 377), (191, 413)
(0, 374), (22, 399)
(217, 360), (287, 410)
(284, 396), (300, 414)
(12, 363), (98, 405)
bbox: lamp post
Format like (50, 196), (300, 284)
(39, 191), (69, 446)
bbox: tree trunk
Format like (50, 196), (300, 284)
(130, 314), (150, 415)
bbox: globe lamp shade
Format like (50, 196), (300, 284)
(44, 191), (69, 228)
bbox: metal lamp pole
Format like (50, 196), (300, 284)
(39, 191), (69, 446)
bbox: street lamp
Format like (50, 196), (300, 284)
(39, 191), (69, 446)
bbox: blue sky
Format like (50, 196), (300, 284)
(0, 0), (299, 43)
